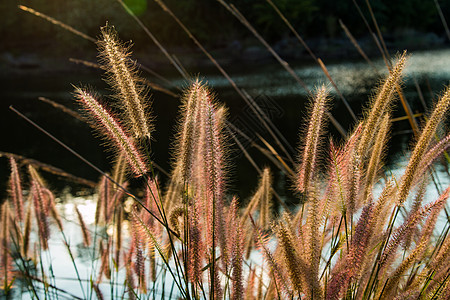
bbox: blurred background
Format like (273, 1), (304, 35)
(2, 0), (449, 57)
(1, 0), (449, 202)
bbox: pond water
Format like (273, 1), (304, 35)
(2, 48), (450, 298)
(2, 48), (449, 199)
(8, 162), (449, 299)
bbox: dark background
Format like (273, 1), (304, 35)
(2, 0), (449, 59)
(1, 0), (449, 203)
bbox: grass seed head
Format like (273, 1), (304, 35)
(97, 24), (153, 140)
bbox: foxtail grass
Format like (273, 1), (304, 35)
(8, 158), (24, 222)
(3, 21), (450, 300)
(98, 24), (153, 140)
(357, 51), (407, 158)
(296, 85), (329, 194)
(397, 86), (450, 205)
(75, 206), (91, 247)
(74, 87), (148, 177)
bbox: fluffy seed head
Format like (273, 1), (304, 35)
(98, 24), (152, 140)
(8, 157), (24, 221)
(31, 180), (50, 250)
(275, 220), (307, 294)
(358, 52), (407, 157)
(363, 113), (391, 201)
(297, 85), (329, 194)
(75, 205), (91, 247)
(74, 87), (148, 177)
(397, 85), (450, 204)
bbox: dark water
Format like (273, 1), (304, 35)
(2, 48), (450, 300)
(1, 48), (449, 203)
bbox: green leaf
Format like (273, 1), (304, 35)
(123, 0), (147, 16)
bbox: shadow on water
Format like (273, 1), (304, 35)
(1, 48), (449, 203)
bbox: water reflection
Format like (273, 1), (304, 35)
(9, 159), (449, 299)
(3, 48), (450, 298)
(171, 48), (450, 98)
(2, 49), (449, 197)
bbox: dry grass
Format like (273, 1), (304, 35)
(2, 22), (450, 300)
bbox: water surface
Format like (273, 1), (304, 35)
(2, 47), (450, 298)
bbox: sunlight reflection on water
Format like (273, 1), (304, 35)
(14, 156), (449, 299)
(171, 48), (450, 98)
(10, 47), (450, 299)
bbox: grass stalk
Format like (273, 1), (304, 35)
(6, 9), (450, 299)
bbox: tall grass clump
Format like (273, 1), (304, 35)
(2, 24), (450, 300)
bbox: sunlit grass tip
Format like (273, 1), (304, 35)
(397, 85), (450, 204)
(297, 84), (330, 194)
(74, 87), (148, 177)
(98, 24), (153, 140)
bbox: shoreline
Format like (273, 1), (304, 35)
(1, 30), (448, 79)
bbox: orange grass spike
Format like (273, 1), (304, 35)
(297, 85), (330, 194)
(98, 24), (153, 140)
(397, 86), (450, 205)
(8, 157), (24, 222)
(74, 88), (148, 177)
